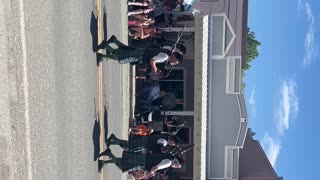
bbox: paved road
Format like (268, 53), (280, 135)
(0, 0), (129, 179)
(101, 0), (130, 180)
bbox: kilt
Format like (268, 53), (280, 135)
(129, 38), (154, 49)
(128, 135), (148, 152)
(114, 47), (143, 64)
(121, 151), (145, 172)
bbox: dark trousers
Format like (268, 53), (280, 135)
(96, 35), (128, 54)
(106, 134), (147, 152)
(97, 35), (142, 64)
(101, 150), (123, 170)
(106, 134), (128, 149)
(102, 151), (145, 172)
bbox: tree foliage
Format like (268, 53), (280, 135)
(248, 128), (256, 136)
(241, 28), (261, 91)
(244, 28), (261, 70)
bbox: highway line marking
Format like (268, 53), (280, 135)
(19, 0), (33, 180)
(97, 0), (104, 179)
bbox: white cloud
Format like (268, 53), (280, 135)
(297, 0), (302, 12)
(298, 1), (316, 66)
(260, 80), (299, 168)
(249, 88), (256, 105)
(262, 133), (281, 167)
(247, 88), (256, 120)
(275, 80), (299, 135)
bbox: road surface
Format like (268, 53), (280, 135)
(0, 0), (130, 179)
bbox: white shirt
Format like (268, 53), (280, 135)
(162, 45), (175, 52)
(152, 53), (169, 63)
(157, 138), (168, 147)
(156, 159), (172, 170)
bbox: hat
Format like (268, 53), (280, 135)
(176, 43), (187, 55)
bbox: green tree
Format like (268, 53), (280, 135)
(241, 28), (261, 91)
(244, 28), (261, 70)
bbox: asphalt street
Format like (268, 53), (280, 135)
(0, 0), (129, 179)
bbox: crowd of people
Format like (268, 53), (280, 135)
(98, 133), (185, 179)
(96, 0), (191, 179)
(127, 0), (184, 40)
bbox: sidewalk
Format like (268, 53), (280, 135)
(102, 0), (135, 179)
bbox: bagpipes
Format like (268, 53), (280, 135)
(161, 25), (187, 78)
(139, 25), (195, 80)
(132, 143), (195, 178)
(162, 143), (195, 157)
(156, 144), (195, 176)
(161, 120), (187, 136)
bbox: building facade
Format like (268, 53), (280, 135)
(157, 0), (249, 179)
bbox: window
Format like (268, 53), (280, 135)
(226, 59), (241, 94)
(210, 14), (236, 58)
(225, 21), (233, 50)
(175, 127), (191, 144)
(159, 69), (185, 111)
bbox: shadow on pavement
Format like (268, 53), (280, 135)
(90, 9), (107, 52)
(103, 11), (107, 40)
(92, 99), (110, 161)
(90, 11), (98, 52)
(104, 105), (109, 144)
(92, 117), (100, 161)
(92, 98), (100, 161)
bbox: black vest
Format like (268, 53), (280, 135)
(147, 134), (169, 152)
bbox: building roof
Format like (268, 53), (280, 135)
(239, 131), (283, 180)
(241, 0), (248, 69)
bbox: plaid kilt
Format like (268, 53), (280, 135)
(121, 151), (145, 172)
(128, 135), (148, 152)
(115, 47), (144, 64)
(129, 38), (154, 49)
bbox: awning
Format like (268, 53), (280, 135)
(193, 14), (209, 180)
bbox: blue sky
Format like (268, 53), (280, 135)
(244, 0), (320, 179)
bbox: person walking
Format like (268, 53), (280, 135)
(98, 149), (184, 176)
(95, 35), (183, 72)
(101, 133), (178, 153)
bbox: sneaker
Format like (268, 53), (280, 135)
(98, 160), (104, 172)
(106, 134), (115, 148)
(95, 40), (107, 52)
(96, 54), (101, 66)
(107, 35), (117, 44)
(99, 148), (111, 157)
(110, 133), (116, 139)
(106, 133), (115, 142)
